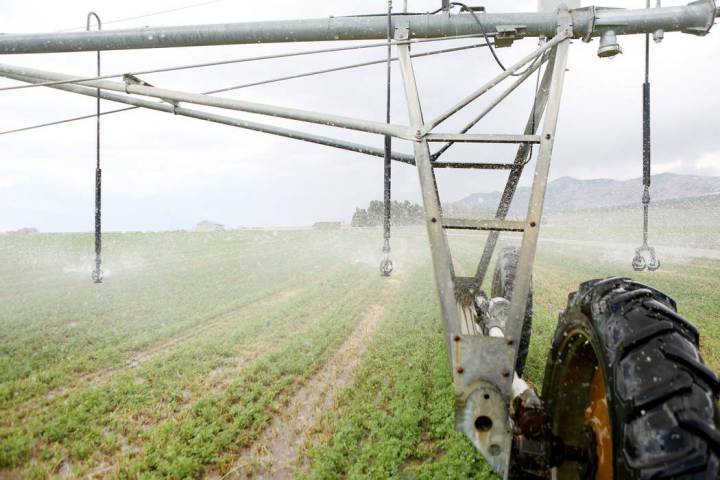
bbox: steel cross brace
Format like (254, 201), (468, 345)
(396, 11), (571, 477)
(474, 49), (558, 282)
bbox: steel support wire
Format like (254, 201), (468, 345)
(0, 68), (416, 165)
(423, 32), (567, 133)
(0, 63), (413, 139)
(0, 34), (491, 93)
(0, 41), (491, 137)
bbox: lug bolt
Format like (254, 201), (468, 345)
(457, 366), (464, 374)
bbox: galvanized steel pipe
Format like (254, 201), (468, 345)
(0, 1), (716, 54)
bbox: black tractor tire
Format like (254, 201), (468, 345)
(543, 277), (720, 479)
(491, 246), (533, 377)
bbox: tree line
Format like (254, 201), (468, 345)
(351, 200), (424, 227)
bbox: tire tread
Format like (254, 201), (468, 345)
(547, 277), (720, 479)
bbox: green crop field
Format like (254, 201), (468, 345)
(1, 228), (718, 479)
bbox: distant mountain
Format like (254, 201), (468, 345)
(449, 173), (720, 217)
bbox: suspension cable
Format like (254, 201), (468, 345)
(88, 12), (104, 284)
(0, 107), (135, 136)
(208, 41), (490, 94)
(0, 41), (490, 137)
(642, 2), (653, 254)
(380, 0), (394, 277)
(642, 16), (654, 256)
(56, 0), (230, 32)
(0, 33), (491, 94)
(633, 0), (660, 272)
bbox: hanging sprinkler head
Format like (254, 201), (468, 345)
(598, 30), (622, 58)
(633, 245), (660, 272)
(380, 239), (394, 276)
(92, 257), (104, 283)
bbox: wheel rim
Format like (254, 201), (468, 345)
(550, 328), (613, 480)
(585, 365), (612, 480)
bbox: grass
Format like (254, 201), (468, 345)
(302, 259), (493, 479)
(1, 227), (718, 478)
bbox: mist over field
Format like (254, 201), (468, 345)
(1, 191), (718, 477)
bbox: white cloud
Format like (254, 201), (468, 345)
(0, 174), (30, 188)
(695, 152), (720, 174)
(654, 160), (683, 174)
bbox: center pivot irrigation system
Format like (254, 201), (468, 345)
(2, 1), (720, 478)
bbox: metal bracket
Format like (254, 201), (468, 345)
(394, 23), (410, 42)
(494, 25), (526, 48)
(582, 6), (597, 42)
(684, 0), (718, 36)
(454, 335), (515, 475)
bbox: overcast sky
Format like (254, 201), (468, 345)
(0, 0), (718, 232)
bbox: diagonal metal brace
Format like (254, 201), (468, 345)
(474, 48), (558, 283)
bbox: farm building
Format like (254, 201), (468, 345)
(12, 227), (39, 234)
(195, 221), (225, 232)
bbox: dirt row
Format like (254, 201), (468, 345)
(215, 245), (408, 480)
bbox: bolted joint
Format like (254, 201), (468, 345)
(394, 24), (410, 41)
(559, 26), (573, 38)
